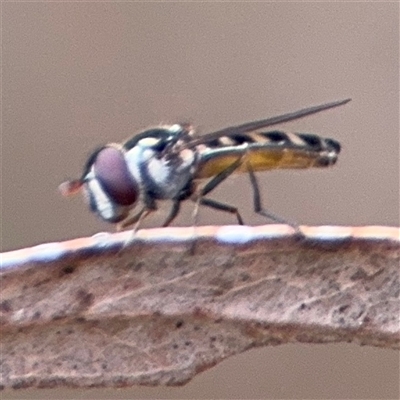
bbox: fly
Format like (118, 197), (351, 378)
(59, 98), (351, 231)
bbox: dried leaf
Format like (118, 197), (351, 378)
(1, 225), (399, 390)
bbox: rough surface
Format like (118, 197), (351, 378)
(1, 225), (399, 390)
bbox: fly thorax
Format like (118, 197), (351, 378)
(145, 148), (196, 199)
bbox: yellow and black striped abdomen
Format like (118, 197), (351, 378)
(195, 130), (341, 180)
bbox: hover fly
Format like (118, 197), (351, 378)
(59, 99), (350, 231)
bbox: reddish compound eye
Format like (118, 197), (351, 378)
(94, 147), (139, 206)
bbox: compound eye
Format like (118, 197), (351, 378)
(94, 146), (139, 206)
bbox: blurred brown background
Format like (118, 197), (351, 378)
(2, 2), (399, 399)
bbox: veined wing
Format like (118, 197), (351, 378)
(186, 98), (350, 150)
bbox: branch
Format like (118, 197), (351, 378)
(1, 225), (399, 390)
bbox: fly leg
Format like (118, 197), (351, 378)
(246, 161), (302, 234)
(161, 200), (181, 227)
(198, 198), (244, 225)
(188, 155), (247, 254)
(118, 207), (151, 231)
(191, 155), (245, 225)
(115, 207), (150, 249)
(118, 195), (157, 246)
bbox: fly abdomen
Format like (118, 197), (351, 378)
(264, 131), (341, 154)
(196, 130), (341, 179)
(205, 130), (340, 153)
(255, 131), (341, 167)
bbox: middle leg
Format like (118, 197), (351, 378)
(191, 155), (245, 224)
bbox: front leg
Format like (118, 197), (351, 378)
(118, 207), (148, 230)
(118, 193), (157, 231)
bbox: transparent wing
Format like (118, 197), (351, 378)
(186, 98), (351, 149)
